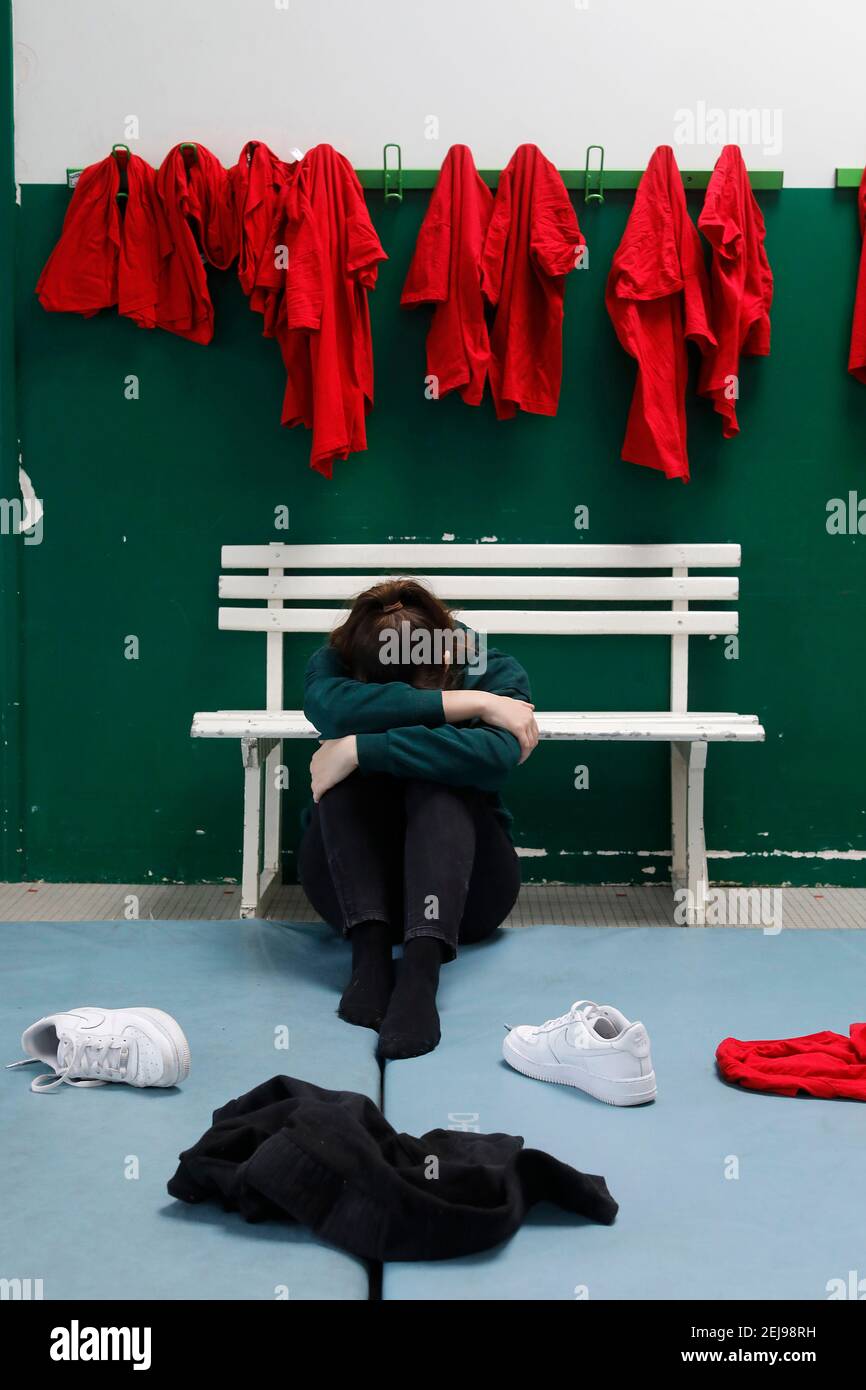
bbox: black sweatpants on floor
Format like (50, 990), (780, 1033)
(298, 772), (521, 960)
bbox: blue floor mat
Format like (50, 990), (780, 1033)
(381, 924), (866, 1300)
(0, 920), (378, 1300)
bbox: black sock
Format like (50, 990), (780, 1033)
(377, 937), (444, 1060)
(339, 920), (394, 1031)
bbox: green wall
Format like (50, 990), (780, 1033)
(9, 185), (866, 887)
(0, 0), (19, 882)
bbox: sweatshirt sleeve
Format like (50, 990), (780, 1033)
(356, 723), (521, 792)
(355, 638), (531, 792)
(303, 645), (445, 738)
(471, 645), (532, 702)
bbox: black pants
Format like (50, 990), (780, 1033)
(298, 773), (521, 960)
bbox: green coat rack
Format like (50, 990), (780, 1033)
(357, 167), (784, 192)
(836, 169), (864, 187)
(63, 151), (786, 194)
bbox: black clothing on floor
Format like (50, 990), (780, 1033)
(298, 772), (521, 961)
(167, 1075), (619, 1262)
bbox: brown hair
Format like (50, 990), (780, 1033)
(330, 578), (462, 689)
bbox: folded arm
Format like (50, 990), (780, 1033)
(305, 639), (537, 801)
(304, 645), (445, 737)
(356, 722), (521, 792)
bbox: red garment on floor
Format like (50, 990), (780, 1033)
(36, 152), (167, 326)
(716, 1025), (866, 1101)
(606, 145), (715, 481)
(229, 141), (296, 316)
(155, 143), (238, 344)
(401, 144), (494, 405)
(698, 145), (773, 437)
(848, 167), (866, 384)
(258, 144), (387, 478)
(480, 144), (584, 419)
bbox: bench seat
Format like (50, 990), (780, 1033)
(192, 709), (765, 743)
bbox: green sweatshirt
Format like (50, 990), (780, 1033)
(302, 632), (531, 829)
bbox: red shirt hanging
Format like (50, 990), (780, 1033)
(259, 144), (387, 478)
(717, 1024), (866, 1102)
(697, 145), (773, 437)
(480, 144), (585, 419)
(401, 144), (493, 405)
(848, 167), (866, 384)
(606, 145), (715, 481)
(155, 143), (238, 344)
(229, 141), (297, 317)
(36, 152), (167, 327)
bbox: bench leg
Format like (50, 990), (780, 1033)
(261, 738), (284, 904)
(672, 740), (709, 926)
(240, 736), (280, 919)
(681, 739), (708, 922)
(670, 742), (688, 893)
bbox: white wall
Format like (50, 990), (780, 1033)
(12, 0), (866, 187)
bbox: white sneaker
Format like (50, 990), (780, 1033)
(7, 1007), (191, 1093)
(502, 999), (656, 1106)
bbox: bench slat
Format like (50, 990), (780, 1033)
(219, 574), (740, 602)
(221, 543), (741, 570)
(191, 710), (765, 742)
(218, 607), (739, 636)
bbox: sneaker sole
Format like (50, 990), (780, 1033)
(502, 1036), (656, 1107)
(127, 1008), (191, 1086)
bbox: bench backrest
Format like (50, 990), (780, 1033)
(218, 543), (741, 714)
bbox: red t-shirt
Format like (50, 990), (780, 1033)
(155, 143), (238, 344)
(401, 144), (493, 405)
(36, 152), (167, 327)
(229, 141), (297, 315)
(606, 145), (715, 481)
(698, 145), (773, 436)
(481, 144), (585, 419)
(717, 1024), (866, 1101)
(258, 144), (387, 477)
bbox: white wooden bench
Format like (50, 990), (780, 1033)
(191, 543), (765, 924)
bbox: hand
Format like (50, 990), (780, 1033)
(310, 736), (358, 801)
(481, 694), (539, 764)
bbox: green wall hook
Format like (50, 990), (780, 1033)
(584, 145), (605, 204)
(383, 143), (403, 203)
(112, 143), (130, 199)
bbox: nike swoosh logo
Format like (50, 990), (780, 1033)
(68, 1011), (107, 1030)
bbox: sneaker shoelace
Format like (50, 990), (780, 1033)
(6, 1035), (131, 1092)
(503, 999), (603, 1035)
(535, 1000), (603, 1034)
